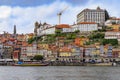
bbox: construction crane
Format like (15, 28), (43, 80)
(57, 6), (68, 24)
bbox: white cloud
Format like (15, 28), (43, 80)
(0, 6), (11, 19)
(0, 0), (119, 34)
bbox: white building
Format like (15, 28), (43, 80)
(37, 22), (98, 35)
(62, 22), (98, 33)
(21, 43), (43, 60)
(37, 23), (55, 36)
(77, 22), (98, 32)
(62, 27), (74, 33)
(105, 31), (120, 41)
(37, 27), (55, 36)
(105, 18), (120, 26)
(77, 7), (109, 26)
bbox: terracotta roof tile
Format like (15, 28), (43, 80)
(56, 24), (71, 28)
(22, 41), (28, 47)
(59, 47), (71, 52)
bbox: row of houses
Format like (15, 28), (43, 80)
(19, 41), (120, 61)
(0, 32), (120, 61)
(0, 33), (34, 61)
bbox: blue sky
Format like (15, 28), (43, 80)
(0, 0), (54, 6)
(0, 0), (88, 6)
(0, 0), (119, 33)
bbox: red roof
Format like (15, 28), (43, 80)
(59, 47), (71, 52)
(22, 41), (28, 47)
(27, 44), (33, 47)
(27, 33), (34, 36)
(1, 38), (8, 43)
(56, 24), (71, 28)
(9, 38), (16, 41)
(49, 45), (57, 51)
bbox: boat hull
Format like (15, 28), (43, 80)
(86, 63), (112, 66)
(13, 63), (48, 66)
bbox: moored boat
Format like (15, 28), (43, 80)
(12, 63), (49, 66)
(86, 62), (112, 66)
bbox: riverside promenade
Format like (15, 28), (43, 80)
(0, 60), (120, 66)
(48, 61), (120, 66)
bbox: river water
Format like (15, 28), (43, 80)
(0, 66), (119, 80)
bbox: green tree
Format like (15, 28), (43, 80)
(45, 34), (56, 43)
(102, 39), (118, 46)
(66, 33), (76, 39)
(28, 37), (35, 44)
(33, 55), (44, 61)
(85, 41), (91, 45)
(112, 22), (116, 24)
(74, 30), (80, 33)
(80, 36), (85, 38)
(106, 27), (113, 31)
(89, 32), (105, 39)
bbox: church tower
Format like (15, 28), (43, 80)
(34, 21), (40, 36)
(13, 25), (17, 39)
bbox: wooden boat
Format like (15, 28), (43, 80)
(12, 63), (49, 66)
(86, 62), (112, 66)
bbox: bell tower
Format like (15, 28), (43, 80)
(13, 25), (17, 39)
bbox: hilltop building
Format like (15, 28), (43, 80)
(77, 7), (109, 26)
(105, 31), (120, 41)
(36, 22), (55, 37)
(63, 22), (98, 33)
(105, 17), (120, 26)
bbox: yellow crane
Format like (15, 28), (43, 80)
(57, 6), (68, 24)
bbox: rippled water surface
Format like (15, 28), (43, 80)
(0, 66), (119, 80)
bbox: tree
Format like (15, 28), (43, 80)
(55, 29), (61, 34)
(55, 30), (63, 37)
(66, 33), (76, 39)
(89, 32), (105, 39)
(106, 27), (113, 31)
(45, 34), (56, 43)
(33, 55), (44, 61)
(80, 36), (85, 38)
(27, 37), (35, 44)
(74, 30), (80, 33)
(112, 22), (116, 25)
(85, 41), (90, 45)
(102, 39), (118, 46)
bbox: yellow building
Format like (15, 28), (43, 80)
(75, 38), (89, 46)
(38, 44), (49, 49)
(59, 47), (72, 56)
(95, 43), (100, 56)
(107, 24), (120, 31)
(25, 33), (34, 41)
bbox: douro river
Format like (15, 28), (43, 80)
(0, 66), (119, 80)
